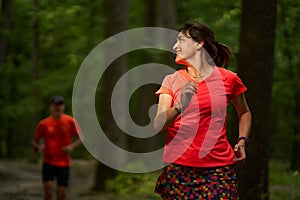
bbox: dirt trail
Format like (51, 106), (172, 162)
(0, 159), (112, 200)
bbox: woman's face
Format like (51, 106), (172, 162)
(173, 32), (199, 65)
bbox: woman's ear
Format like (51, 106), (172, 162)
(196, 40), (205, 50)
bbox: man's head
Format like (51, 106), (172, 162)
(49, 95), (65, 119)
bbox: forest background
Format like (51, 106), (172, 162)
(0, 0), (299, 199)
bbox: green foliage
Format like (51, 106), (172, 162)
(270, 0), (300, 159)
(105, 172), (161, 200)
(269, 160), (300, 200)
(0, 0), (106, 158)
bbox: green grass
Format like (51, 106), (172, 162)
(105, 171), (161, 200)
(269, 160), (300, 200)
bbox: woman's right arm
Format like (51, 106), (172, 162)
(153, 94), (181, 132)
(154, 81), (198, 132)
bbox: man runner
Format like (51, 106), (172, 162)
(32, 95), (82, 200)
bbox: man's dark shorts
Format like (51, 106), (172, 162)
(42, 162), (70, 186)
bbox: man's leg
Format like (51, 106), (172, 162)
(56, 186), (67, 200)
(43, 181), (54, 200)
(56, 166), (70, 200)
(42, 163), (55, 200)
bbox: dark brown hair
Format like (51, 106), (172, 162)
(179, 20), (233, 68)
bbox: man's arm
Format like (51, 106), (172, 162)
(32, 123), (44, 153)
(62, 137), (82, 154)
(31, 138), (44, 153)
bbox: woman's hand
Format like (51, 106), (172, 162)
(233, 141), (246, 164)
(180, 81), (198, 111)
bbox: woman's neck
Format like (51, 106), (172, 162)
(184, 51), (213, 77)
(185, 60), (213, 78)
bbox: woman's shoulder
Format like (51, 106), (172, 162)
(165, 68), (186, 79)
(216, 67), (240, 81)
(216, 67), (238, 77)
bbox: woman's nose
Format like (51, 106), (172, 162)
(173, 41), (178, 51)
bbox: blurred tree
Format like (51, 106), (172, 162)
(93, 0), (129, 191)
(93, 0), (178, 191)
(30, 0), (39, 161)
(269, 0), (300, 166)
(237, 0), (277, 199)
(26, 0), (39, 162)
(278, 0), (300, 171)
(0, 0), (13, 157)
(155, 0), (176, 28)
(129, 0), (177, 153)
(291, 86), (300, 170)
(0, 0), (13, 68)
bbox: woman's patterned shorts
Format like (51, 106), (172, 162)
(155, 163), (238, 200)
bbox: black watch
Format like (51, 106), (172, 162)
(237, 137), (249, 147)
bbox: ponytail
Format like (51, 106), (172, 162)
(214, 42), (234, 68)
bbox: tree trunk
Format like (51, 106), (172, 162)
(0, 0), (13, 157)
(277, 0), (300, 172)
(32, 0), (39, 109)
(30, 0), (39, 162)
(93, 0), (129, 191)
(155, 0), (177, 29)
(0, 0), (13, 68)
(130, 0), (177, 153)
(237, 0), (277, 199)
(290, 81), (300, 170)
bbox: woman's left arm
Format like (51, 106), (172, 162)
(231, 93), (252, 163)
